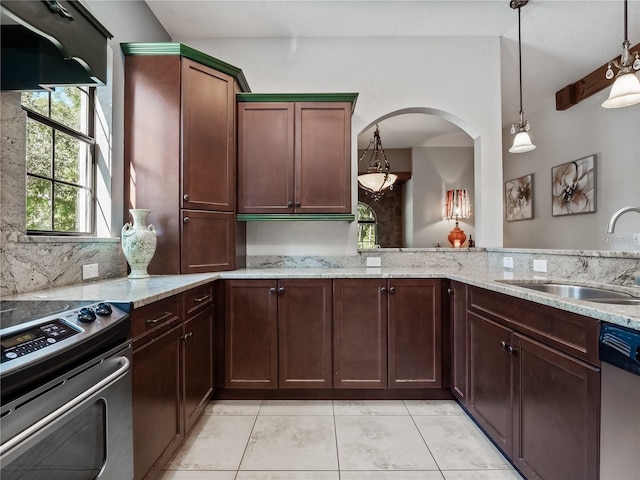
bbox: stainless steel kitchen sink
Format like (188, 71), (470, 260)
(507, 282), (640, 305)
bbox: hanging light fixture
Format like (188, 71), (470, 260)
(509, 0), (536, 154)
(358, 124), (397, 201)
(602, 0), (640, 108)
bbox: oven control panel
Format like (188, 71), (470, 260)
(1, 319), (81, 363)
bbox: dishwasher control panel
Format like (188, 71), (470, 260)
(600, 323), (640, 376)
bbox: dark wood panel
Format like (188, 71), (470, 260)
(132, 325), (183, 480)
(180, 210), (235, 272)
(333, 278), (388, 388)
(224, 280), (278, 388)
(468, 312), (513, 457)
(513, 333), (600, 480)
(468, 286), (600, 365)
(450, 281), (468, 403)
(278, 279), (333, 388)
(130, 295), (181, 348)
(124, 55), (182, 275)
(215, 388), (454, 401)
(388, 279), (442, 388)
(295, 102), (351, 214)
(183, 307), (213, 434)
(237, 103), (294, 213)
(181, 58), (235, 212)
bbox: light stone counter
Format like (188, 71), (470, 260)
(2, 266), (639, 331)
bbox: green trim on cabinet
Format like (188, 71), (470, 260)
(237, 214), (355, 222)
(120, 42), (251, 92)
(236, 93), (359, 112)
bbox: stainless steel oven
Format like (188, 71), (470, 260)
(0, 300), (133, 480)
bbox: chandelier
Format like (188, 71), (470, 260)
(508, 0), (536, 154)
(358, 125), (397, 201)
(602, 0), (640, 108)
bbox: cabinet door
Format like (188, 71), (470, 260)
(450, 281), (468, 403)
(181, 58), (235, 212)
(333, 278), (387, 388)
(237, 103), (295, 213)
(295, 102), (351, 214)
(513, 333), (600, 480)
(278, 279), (333, 389)
(388, 279), (442, 388)
(132, 325), (183, 480)
(183, 306), (213, 434)
(225, 280), (278, 388)
(468, 312), (513, 457)
(181, 210), (235, 273)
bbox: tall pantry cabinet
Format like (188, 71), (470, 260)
(122, 43), (249, 273)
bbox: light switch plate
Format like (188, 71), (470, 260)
(633, 233), (640, 246)
(533, 259), (547, 273)
(82, 263), (99, 280)
(366, 257), (382, 267)
(503, 256), (514, 269)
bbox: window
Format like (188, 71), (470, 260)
(357, 202), (378, 249)
(21, 87), (95, 235)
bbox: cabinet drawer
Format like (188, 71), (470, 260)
(131, 295), (181, 345)
(184, 283), (213, 318)
(468, 286), (600, 365)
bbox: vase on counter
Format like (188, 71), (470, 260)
(121, 209), (157, 279)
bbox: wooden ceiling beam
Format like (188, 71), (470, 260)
(555, 42), (640, 110)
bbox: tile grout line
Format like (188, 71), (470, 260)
(332, 400), (342, 480)
(233, 400), (263, 480)
(404, 399), (447, 477)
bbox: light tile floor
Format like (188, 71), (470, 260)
(159, 400), (525, 480)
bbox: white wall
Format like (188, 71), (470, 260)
(179, 36), (504, 254)
(411, 147), (475, 248)
(503, 86), (640, 251)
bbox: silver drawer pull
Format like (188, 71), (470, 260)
(145, 312), (173, 325)
(193, 294), (210, 303)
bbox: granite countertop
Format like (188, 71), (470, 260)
(2, 267), (639, 331)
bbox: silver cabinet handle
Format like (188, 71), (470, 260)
(287, 201), (293, 208)
(193, 294), (210, 303)
(145, 312), (173, 325)
(183, 217), (189, 224)
(381, 287), (387, 293)
(501, 341), (516, 355)
(295, 201), (301, 207)
(180, 332), (194, 342)
(278, 287), (285, 295)
(184, 194), (189, 201)
(447, 288), (453, 295)
(389, 286), (396, 293)
(270, 287), (277, 294)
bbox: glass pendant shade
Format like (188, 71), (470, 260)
(509, 131), (536, 153)
(358, 172), (398, 193)
(602, 72), (640, 108)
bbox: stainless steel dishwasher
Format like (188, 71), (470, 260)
(599, 323), (640, 480)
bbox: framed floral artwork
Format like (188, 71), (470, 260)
(505, 174), (533, 221)
(551, 155), (596, 216)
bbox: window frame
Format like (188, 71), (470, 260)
(357, 202), (378, 250)
(22, 87), (97, 236)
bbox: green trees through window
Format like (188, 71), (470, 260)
(357, 202), (377, 250)
(22, 87), (94, 234)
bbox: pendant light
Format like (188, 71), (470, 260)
(509, 0), (536, 154)
(358, 124), (397, 201)
(602, 0), (640, 108)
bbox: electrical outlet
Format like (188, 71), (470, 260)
(82, 263), (99, 280)
(633, 233), (640, 246)
(366, 257), (382, 267)
(503, 256), (514, 269)
(533, 259), (547, 273)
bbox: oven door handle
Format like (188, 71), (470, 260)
(0, 355), (130, 460)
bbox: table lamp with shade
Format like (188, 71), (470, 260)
(444, 189), (471, 248)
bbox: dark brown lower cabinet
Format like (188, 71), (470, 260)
(513, 333), (600, 480)
(133, 324), (183, 480)
(467, 288), (600, 480)
(224, 279), (332, 389)
(224, 280), (278, 388)
(278, 279), (332, 388)
(388, 279), (442, 388)
(333, 278), (388, 388)
(450, 281), (468, 403)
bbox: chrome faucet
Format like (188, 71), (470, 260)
(606, 206), (640, 233)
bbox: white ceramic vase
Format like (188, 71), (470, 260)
(121, 209), (157, 279)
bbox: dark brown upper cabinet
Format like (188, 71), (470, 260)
(122, 43), (249, 274)
(237, 93), (357, 216)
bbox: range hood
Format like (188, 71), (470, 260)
(1, 1), (112, 91)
